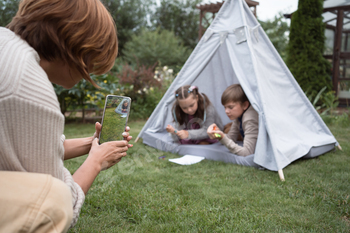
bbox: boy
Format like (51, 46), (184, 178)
(207, 84), (259, 156)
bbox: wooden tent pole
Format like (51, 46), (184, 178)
(135, 137), (139, 143)
(278, 169), (285, 181)
(337, 144), (342, 151)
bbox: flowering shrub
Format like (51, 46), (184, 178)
(54, 64), (176, 121)
(117, 63), (173, 120)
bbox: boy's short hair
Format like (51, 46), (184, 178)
(7, 0), (118, 87)
(221, 84), (249, 105)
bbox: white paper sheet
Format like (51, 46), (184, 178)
(168, 155), (205, 165)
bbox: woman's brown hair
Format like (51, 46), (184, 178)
(221, 84), (249, 106)
(173, 85), (211, 125)
(7, 0), (118, 87)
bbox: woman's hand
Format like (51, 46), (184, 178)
(92, 122), (102, 142)
(89, 138), (129, 171)
(90, 125), (132, 170)
(176, 130), (189, 139)
(94, 122), (133, 144)
(122, 126), (133, 143)
(72, 125), (133, 194)
(207, 124), (224, 140)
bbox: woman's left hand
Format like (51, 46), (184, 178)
(92, 122), (133, 146)
(176, 130), (189, 139)
(92, 122), (102, 142)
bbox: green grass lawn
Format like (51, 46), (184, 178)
(65, 120), (350, 232)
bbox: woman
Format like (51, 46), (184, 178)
(0, 0), (131, 232)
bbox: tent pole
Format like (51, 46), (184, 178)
(337, 144), (342, 151)
(135, 137), (139, 143)
(278, 169), (285, 181)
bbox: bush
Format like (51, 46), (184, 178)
(286, 0), (332, 93)
(54, 73), (121, 115)
(116, 63), (173, 120)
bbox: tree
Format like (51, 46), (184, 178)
(151, 0), (202, 49)
(286, 0), (332, 93)
(259, 12), (289, 61)
(0, 0), (19, 26)
(102, 0), (152, 56)
(123, 28), (191, 71)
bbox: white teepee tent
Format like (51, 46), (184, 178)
(135, 0), (338, 179)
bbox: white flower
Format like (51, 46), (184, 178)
(137, 90), (142, 94)
(150, 87), (154, 91)
(168, 69), (173, 74)
(155, 70), (159, 74)
(154, 75), (157, 79)
(163, 66), (168, 71)
(143, 87), (147, 92)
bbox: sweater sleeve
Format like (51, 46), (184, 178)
(220, 107), (259, 156)
(187, 104), (222, 140)
(63, 167), (85, 228)
(60, 136), (85, 228)
(225, 119), (239, 142)
(0, 30), (85, 228)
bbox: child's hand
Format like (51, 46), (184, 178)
(207, 124), (223, 140)
(176, 130), (189, 139)
(166, 124), (175, 133)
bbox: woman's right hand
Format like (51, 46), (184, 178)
(89, 138), (129, 171)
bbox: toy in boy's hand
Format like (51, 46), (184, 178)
(213, 126), (221, 138)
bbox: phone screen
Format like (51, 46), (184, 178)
(99, 95), (131, 144)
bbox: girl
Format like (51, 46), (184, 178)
(121, 100), (129, 113)
(166, 85), (223, 144)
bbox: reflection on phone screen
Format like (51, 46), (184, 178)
(99, 95), (131, 144)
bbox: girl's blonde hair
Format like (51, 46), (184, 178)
(7, 0), (118, 87)
(173, 85), (211, 125)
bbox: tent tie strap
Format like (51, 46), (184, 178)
(202, 25), (261, 45)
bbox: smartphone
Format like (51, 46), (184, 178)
(99, 95), (131, 144)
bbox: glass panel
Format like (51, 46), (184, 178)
(343, 18), (350, 30)
(346, 59), (350, 78)
(324, 0), (350, 9)
(339, 59), (350, 79)
(338, 80), (350, 99)
(341, 32), (350, 51)
(325, 29), (334, 55)
(344, 12), (350, 29)
(322, 12), (337, 22)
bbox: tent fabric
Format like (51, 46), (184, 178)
(136, 0), (338, 171)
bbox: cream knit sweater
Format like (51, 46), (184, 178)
(0, 27), (85, 228)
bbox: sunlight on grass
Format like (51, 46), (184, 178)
(65, 120), (350, 232)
